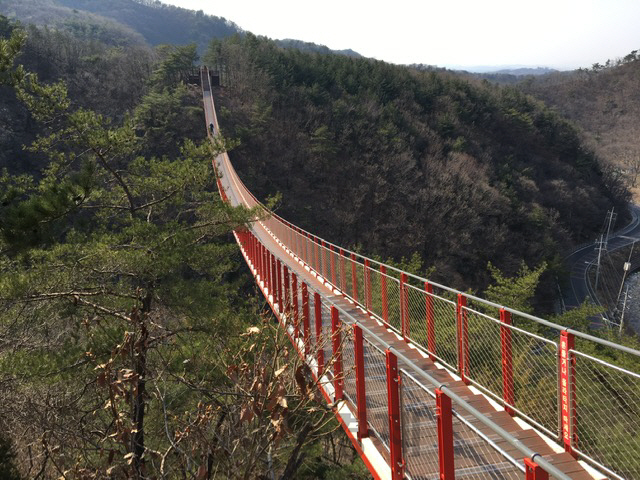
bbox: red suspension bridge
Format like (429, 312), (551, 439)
(201, 68), (640, 480)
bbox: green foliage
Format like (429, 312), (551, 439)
(207, 34), (625, 294)
(485, 261), (547, 314)
(150, 43), (198, 88)
(0, 23), (26, 86)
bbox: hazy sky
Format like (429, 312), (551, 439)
(163, 0), (640, 70)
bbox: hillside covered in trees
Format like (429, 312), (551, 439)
(206, 34), (628, 292)
(518, 53), (640, 197)
(1, 0), (362, 58)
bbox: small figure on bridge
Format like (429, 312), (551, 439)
(209, 122), (215, 135)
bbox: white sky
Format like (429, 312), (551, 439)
(163, 0), (640, 70)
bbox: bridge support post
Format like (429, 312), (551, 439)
(524, 458), (549, 479)
(559, 330), (576, 456)
(425, 282), (436, 360)
(364, 259), (372, 314)
(351, 253), (358, 302)
(292, 273), (299, 340)
(276, 259), (283, 314)
(400, 273), (409, 342)
(500, 309), (515, 415)
(258, 242), (263, 284)
(249, 234), (255, 270)
(314, 292), (324, 376)
(386, 350), (404, 480)
(270, 252), (276, 300)
(381, 265), (389, 325)
(283, 266), (290, 318)
(436, 388), (455, 479)
(457, 294), (469, 384)
(262, 245), (268, 289)
(302, 282), (310, 356)
(353, 324), (368, 440)
(331, 306), (343, 401)
(339, 248), (346, 292)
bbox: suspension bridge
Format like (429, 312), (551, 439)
(201, 67), (640, 480)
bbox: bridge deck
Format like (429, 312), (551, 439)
(203, 88), (596, 479)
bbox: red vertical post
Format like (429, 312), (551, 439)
(330, 244), (337, 286)
(283, 266), (290, 317)
(314, 292), (324, 375)
(302, 282), (310, 356)
(339, 248), (346, 292)
(292, 273), (299, 339)
(276, 259), (283, 313)
(525, 458), (549, 480)
(386, 350), (404, 480)
(258, 243), (264, 283)
(425, 282), (436, 360)
(264, 247), (271, 293)
(253, 236), (258, 271)
(560, 330), (576, 456)
(381, 265), (389, 325)
(263, 245), (268, 288)
(500, 309), (515, 415)
(364, 259), (372, 313)
(351, 253), (358, 302)
(457, 293), (469, 384)
(400, 273), (409, 342)
(269, 252), (278, 304)
(331, 306), (343, 401)
(353, 324), (368, 440)
(436, 389), (455, 479)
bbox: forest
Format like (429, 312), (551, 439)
(517, 52), (640, 199)
(205, 34), (628, 297)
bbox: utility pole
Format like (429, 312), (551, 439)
(595, 234), (604, 293)
(620, 285), (629, 334)
(605, 207), (616, 244)
(616, 241), (635, 314)
(595, 208), (616, 295)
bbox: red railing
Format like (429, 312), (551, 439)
(203, 67), (640, 479)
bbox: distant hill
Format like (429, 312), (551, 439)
(1, 0), (362, 58)
(494, 67), (557, 76)
(518, 52), (640, 197)
(0, 0), (242, 52)
(276, 38), (361, 58)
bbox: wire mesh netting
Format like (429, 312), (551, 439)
(386, 276), (402, 334)
(430, 289), (458, 372)
(464, 307), (559, 437)
(400, 370), (440, 478)
(451, 413), (524, 479)
(320, 298), (334, 383)
(571, 349), (640, 479)
(363, 338), (390, 449)
(368, 266), (385, 322)
(342, 327), (357, 410)
(400, 369), (524, 479)
(406, 283), (429, 352)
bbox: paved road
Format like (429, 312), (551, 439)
(563, 204), (640, 310)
